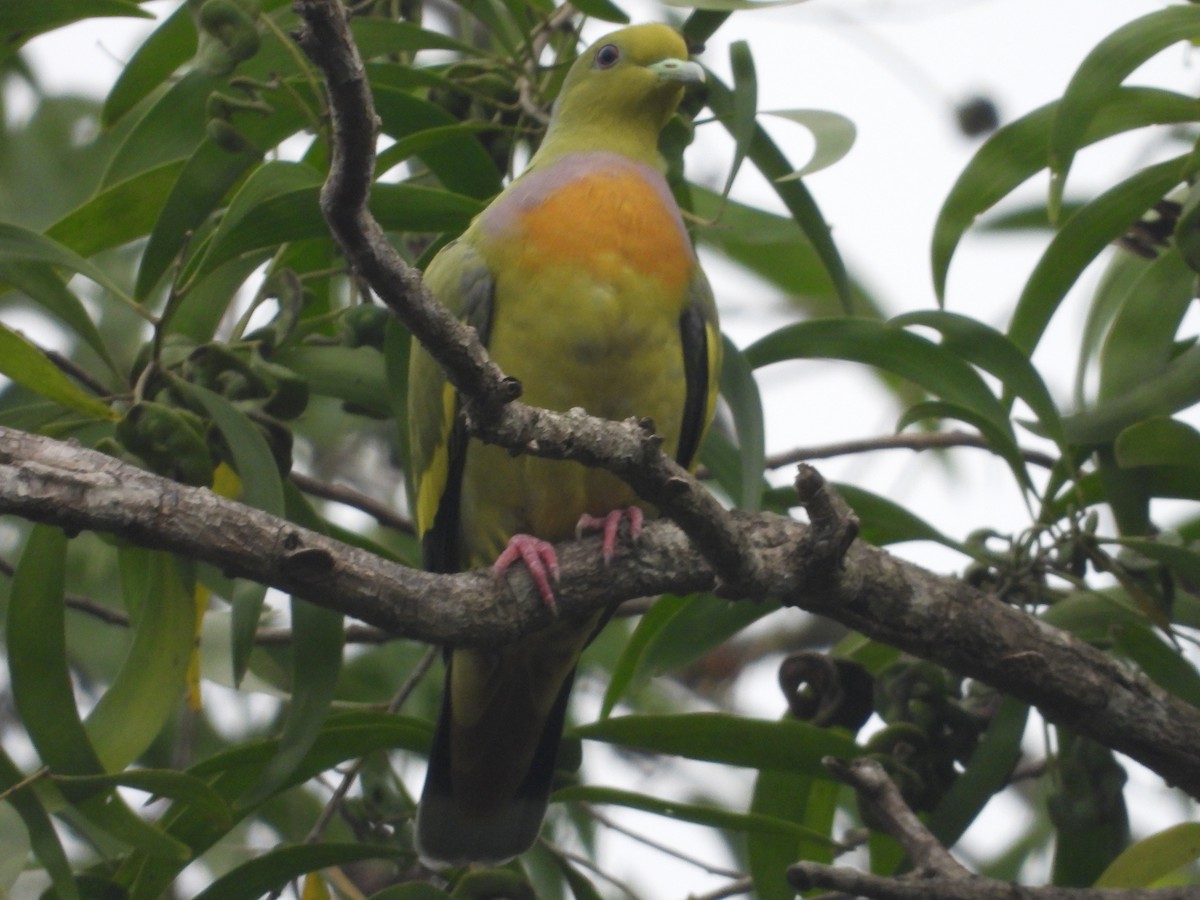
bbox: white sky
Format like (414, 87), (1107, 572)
(15, 0), (1200, 896)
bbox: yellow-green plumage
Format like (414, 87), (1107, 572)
(409, 23), (719, 866)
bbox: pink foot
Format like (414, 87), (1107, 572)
(494, 534), (560, 611)
(575, 506), (644, 564)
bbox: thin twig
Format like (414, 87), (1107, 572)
(546, 843), (643, 899)
(0, 554), (397, 644)
(0, 766), (48, 803)
(305, 646), (438, 844)
(45, 347), (118, 398)
(687, 876), (753, 900)
(764, 430), (1058, 471)
(582, 802), (744, 879)
(289, 471), (413, 533)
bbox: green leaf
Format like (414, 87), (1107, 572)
(0, 262), (120, 378)
(748, 769), (837, 900)
(552, 852), (605, 900)
(239, 487), (344, 808)
(186, 181), (481, 288)
(170, 380), (285, 682)
(1076, 248), (1161, 405)
(897, 399), (1029, 493)
(573, 713), (858, 774)
(134, 80), (316, 296)
(124, 713), (431, 896)
(601, 595), (688, 718)
(690, 188), (885, 321)
(181, 159), (324, 285)
(1094, 822), (1200, 888)
(0, 0), (151, 58)
(0, 222), (133, 305)
(1008, 153), (1190, 357)
(1115, 418), (1200, 469)
(602, 593), (779, 718)
(7, 526), (107, 776)
(765, 110), (857, 179)
(349, 18), (479, 56)
(1049, 6), (1200, 217)
(553, 785), (834, 842)
(932, 87), (1200, 302)
(568, 0), (630, 23)
(192, 843), (400, 900)
(926, 698), (1029, 847)
(834, 483), (966, 552)
(6, 527), (188, 861)
(52, 769), (233, 831)
(272, 345), (390, 416)
(746, 318), (1012, 444)
(894, 310), (1065, 449)
(103, 69), (219, 187)
(0, 324), (116, 422)
(103, 2), (198, 128)
(704, 74), (851, 309)
(366, 885), (451, 900)
(719, 334), (765, 511)
(136, 138), (263, 299)
(1097, 248), (1197, 401)
(1062, 342), (1200, 445)
(663, 0), (812, 9)
(720, 41), (758, 202)
(46, 160), (188, 258)
(84, 548), (195, 771)
(0, 748), (80, 900)
(1113, 624), (1200, 710)
(372, 88), (503, 200)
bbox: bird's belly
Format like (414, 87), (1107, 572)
(458, 161), (698, 561)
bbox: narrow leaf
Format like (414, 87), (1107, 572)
(932, 87), (1200, 302)
(0, 748), (80, 900)
(705, 74), (852, 308)
(573, 713), (858, 773)
(554, 784), (834, 841)
(85, 548), (195, 771)
(1049, 7), (1200, 216)
(1097, 249), (1197, 401)
(1008, 154), (1190, 357)
(1094, 822), (1200, 888)
(766, 109), (856, 180)
(192, 843), (399, 900)
(719, 334), (765, 511)
(171, 380), (285, 682)
(0, 323), (116, 421)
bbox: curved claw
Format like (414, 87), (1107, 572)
(575, 506), (645, 564)
(494, 534), (560, 611)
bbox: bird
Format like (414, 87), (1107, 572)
(407, 22), (720, 867)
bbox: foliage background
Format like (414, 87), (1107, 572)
(2, 0), (1200, 897)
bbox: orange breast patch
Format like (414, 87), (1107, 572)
(513, 168), (694, 293)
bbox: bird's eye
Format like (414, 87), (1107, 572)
(594, 43), (620, 69)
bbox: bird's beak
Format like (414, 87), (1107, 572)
(649, 58), (705, 86)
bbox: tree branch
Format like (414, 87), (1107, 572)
(764, 429), (1059, 471)
(4, 425), (1200, 801)
(787, 757), (1195, 900)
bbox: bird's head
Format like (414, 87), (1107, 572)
(537, 24), (704, 165)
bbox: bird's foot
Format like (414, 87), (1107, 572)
(494, 535), (560, 612)
(575, 506), (644, 564)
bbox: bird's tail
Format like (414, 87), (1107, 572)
(415, 656), (577, 867)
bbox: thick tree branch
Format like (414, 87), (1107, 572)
(4, 425), (1200, 802)
(290, 0), (765, 595)
(787, 758), (1194, 900)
